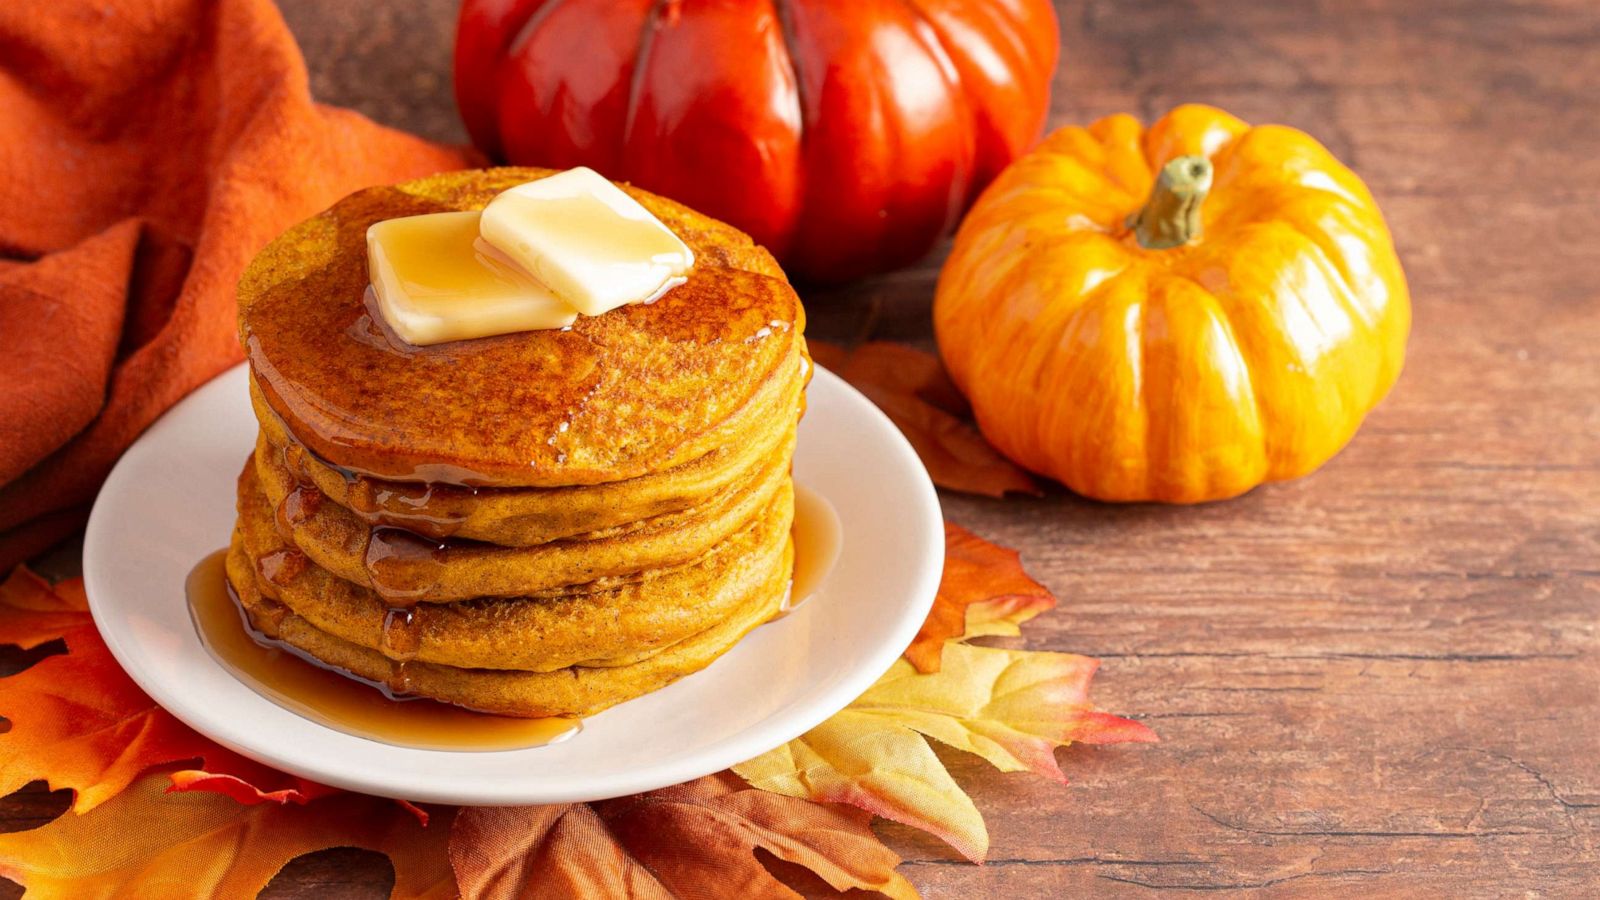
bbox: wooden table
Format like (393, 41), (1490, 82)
(8, 1), (1597, 896)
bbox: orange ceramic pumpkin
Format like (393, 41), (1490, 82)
(934, 105), (1410, 503)
(454, 0), (1059, 282)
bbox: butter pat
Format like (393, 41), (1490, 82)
(367, 211), (579, 347)
(479, 167), (694, 317)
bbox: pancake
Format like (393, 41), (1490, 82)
(229, 166), (808, 719)
(226, 533), (793, 718)
(233, 461), (794, 672)
(256, 423), (794, 603)
(249, 358), (803, 545)
(239, 167), (808, 488)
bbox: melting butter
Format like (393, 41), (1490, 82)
(367, 210), (578, 347)
(479, 166), (694, 317)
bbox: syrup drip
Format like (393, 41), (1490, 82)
(282, 432), (476, 540)
(386, 660), (415, 697)
(363, 527), (451, 606)
(254, 548), (308, 600)
(280, 440), (314, 481)
(186, 551), (579, 751)
(273, 484), (323, 536)
(774, 484), (842, 619)
(381, 607), (422, 662)
(276, 436), (474, 606)
(251, 592), (290, 634)
(347, 476), (471, 540)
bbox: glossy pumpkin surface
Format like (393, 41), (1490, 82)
(454, 0), (1059, 282)
(934, 105), (1410, 503)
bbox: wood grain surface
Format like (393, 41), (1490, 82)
(5, 0), (1597, 897)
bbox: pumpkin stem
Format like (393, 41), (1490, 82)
(1128, 155), (1213, 250)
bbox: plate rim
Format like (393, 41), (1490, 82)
(82, 361), (943, 805)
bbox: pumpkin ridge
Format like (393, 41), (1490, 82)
(1281, 217), (1382, 334)
(619, 0), (669, 172)
(1199, 129), (1370, 237)
(770, 0), (809, 143)
(894, 0), (977, 216)
(1191, 223), (1358, 479)
(506, 0), (570, 58)
(1050, 270), (1149, 492)
(1035, 151), (1143, 219)
(903, 0), (1057, 194)
(1134, 289), (1154, 499)
(895, 0), (962, 89)
(1181, 246), (1300, 476)
(1158, 269), (1268, 497)
(1088, 116), (1159, 202)
(1138, 105), (1249, 173)
(1015, 249), (1132, 398)
(1270, 219), (1405, 444)
(1280, 198), (1400, 340)
(1240, 124), (1371, 209)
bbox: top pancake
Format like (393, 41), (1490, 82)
(239, 168), (806, 488)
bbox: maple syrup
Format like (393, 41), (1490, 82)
(361, 527), (452, 606)
(779, 484), (842, 618)
(185, 550), (579, 751)
(186, 486), (838, 748)
(280, 435), (476, 540)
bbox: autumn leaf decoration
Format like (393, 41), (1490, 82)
(810, 341), (1041, 498)
(0, 570), (451, 899)
(0, 569), (915, 899)
(0, 520), (1149, 897)
(0, 569), (336, 813)
(449, 772), (916, 899)
(907, 522), (1060, 673)
(737, 525), (1155, 863)
(0, 774), (456, 900)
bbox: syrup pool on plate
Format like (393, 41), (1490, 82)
(184, 488), (842, 749)
(779, 484), (842, 617)
(185, 550), (579, 752)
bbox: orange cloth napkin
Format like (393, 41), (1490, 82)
(0, 0), (473, 570)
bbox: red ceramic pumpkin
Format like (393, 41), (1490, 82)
(454, 0), (1060, 282)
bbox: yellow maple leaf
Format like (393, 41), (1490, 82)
(0, 772), (453, 900)
(735, 642), (1155, 862)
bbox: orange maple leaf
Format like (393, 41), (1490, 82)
(449, 771), (917, 900)
(811, 341), (1041, 498)
(0, 771), (453, 900)
(166, 760), (340, 809)
(0, 568), (330, 811)
(905, 523), (1058, 673)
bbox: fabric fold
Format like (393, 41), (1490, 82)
(0, 0), (474, 561)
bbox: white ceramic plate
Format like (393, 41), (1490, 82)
(83, 362), (942, 805)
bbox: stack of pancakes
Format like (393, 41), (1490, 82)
(227, 169), (808, 718)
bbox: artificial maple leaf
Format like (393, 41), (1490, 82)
(735, 642), (1157, 862)
(449, 771), (917, 900)
(0, 771), (454, 900)
(0, 568), (330, 811)
(0, 566), (91, 648)
(166, 759), (340, 809)
(905, 523), (1058, 673)
(810, 341), (1041, 498)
